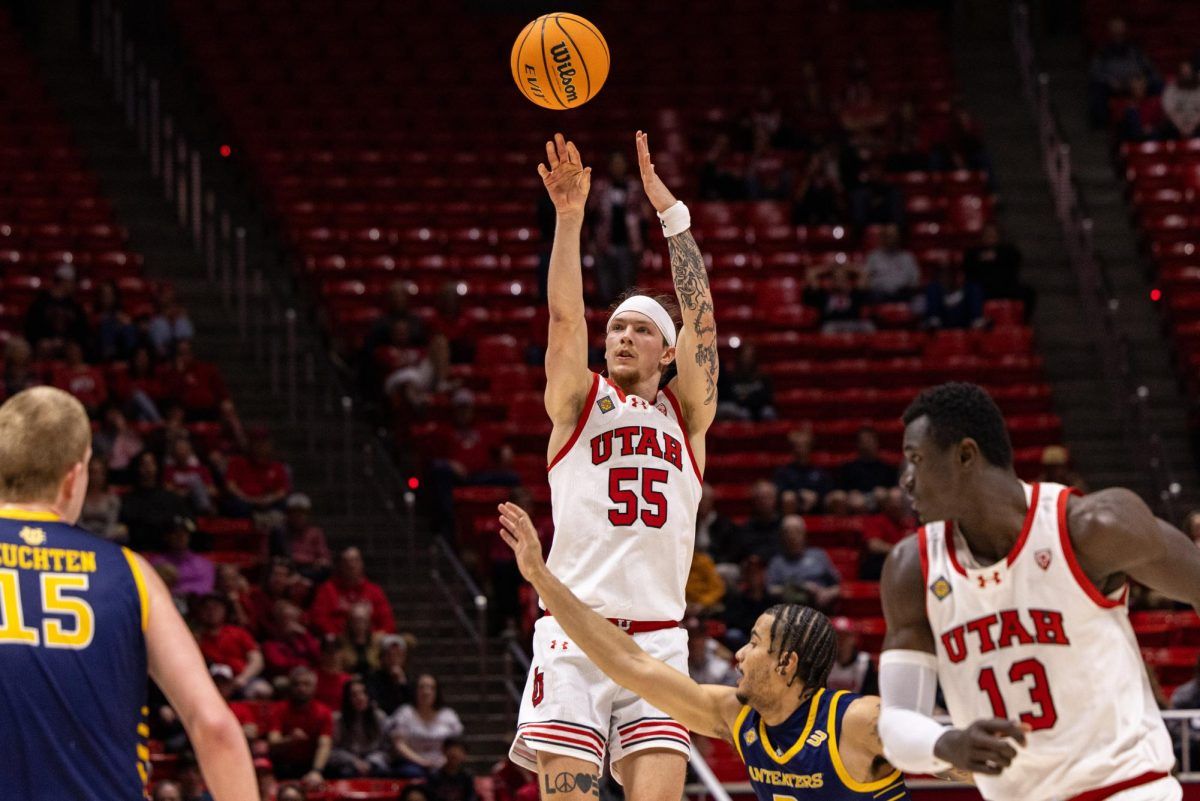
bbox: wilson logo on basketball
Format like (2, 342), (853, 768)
(531, 667), (544, 707)
(549, 42), (579, 102)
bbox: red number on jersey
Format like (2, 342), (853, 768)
(607, 467), (670, 529)
(977, 658), (1057, 731)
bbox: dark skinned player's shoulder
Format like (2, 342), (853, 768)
(881, 532), (924, 593)
(1063, 488), (1158, 592)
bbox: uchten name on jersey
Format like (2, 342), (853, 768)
(940, 608), (1070, 663)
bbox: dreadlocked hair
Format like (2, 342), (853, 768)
(765, 604), (837, 704)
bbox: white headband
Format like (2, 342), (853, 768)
(608, 295), (677, 348)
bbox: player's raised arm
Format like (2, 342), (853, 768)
(136, 552), (257, 801)
(1068, 488), (1200, 612)
(636, 131), (718, 441)
(497, 502), (741, 740)
(539, 133), (595, 440)
(878, 536), (1026, 777)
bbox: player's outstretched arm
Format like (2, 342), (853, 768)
(498, 502), (741, 740)
(878, 537), (1026, 777)
(136, 552), (257, 801)
(540, 133), (594, 438)
(1069, 488), (1200, 612)
(636, 131), (718, 439)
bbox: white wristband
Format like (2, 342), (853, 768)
(878, 650), (954, 774)
(657, 200), (690, 238)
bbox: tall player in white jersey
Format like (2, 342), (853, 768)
(508, 131), (717, 800)
(878, 383), (1200, 801)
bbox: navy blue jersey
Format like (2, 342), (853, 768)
(0, 509), (150, 800)
(733, 688), (909, 801)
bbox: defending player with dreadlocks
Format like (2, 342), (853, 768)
(498, 502), (914, 801)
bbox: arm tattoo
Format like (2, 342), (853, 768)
(667, 231), (718, 406)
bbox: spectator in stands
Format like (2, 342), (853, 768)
(1037, 445), (1088, 493)
(24, 263), (90, 357)
(587, 150), (646, 305)
(686, 617), (738, 685)
(835, 426), (897, 513)
(93, 405), (144, 485)
(223, 427), (291, 517)
(364, 280), (425, 355)
(686, 545), (725, 616)
(386, 673), (464, 778)
(765, 514), (841, 611)
(922, 264), (985, 330)
(244, 558), (306, 637)
(838, 55), (890, 145)
(427, 739), (479, 801)
(160, 339), (229, 419)
(401, 788), (431, 801)
(337, 602), (385, 678)
(963, 223), (1034, 317)
(864, 224), (921, 302)
(268, 666), (334, 786)
(885, 100), (932, 173)
(826, 617), (878, 695)
(1170, 655), (1200, 709)
(214, 563), (254, 630)
(279, 493), (332, 581)
(81, 457), (127, 542)
(121, 450), (188, 550)
(429, 281), (476, 364)
(744, 128), (794, 200)
(734, 480), (783, 562)
(163, 433), (218, 515)
(792, 145), (847, 225)
(311, 546), (396, 636)
(934, 105), (992, 178)
(488, 485), (550, 635)
(849, 162), (903, 228)
(92, 280), (138, 362)
(147, 294), (196, 358)
(152, 781), (182, 801)
(2, 336), (39, 398)
(149, 515), (215, 598)
(261, 599), (321, 679)
(52, 340), (107, 414)
(696, 482), (735, 560)
(1185, 510), (1200, 548)
(1164, 61), (1200, 139)
(699, 133), (744, 201)
(803, 264), (874, 334)
(176, 751), (219, 801)
(1089, 17), (1160, 127)
(316, 635), (352, 710)
(739, 86), (784, 150)
(861, 487), (916, 580)
(773, 426), (835, 513)
(383, 330), (454, 414)
(328, 678), (391, 778)
(716, 341), (776, 421)
(427, 389), (519, 534)
(721, 555), (773, 648)
(368, 633), (413, 715)
(194, 593), (266, 696)
(1119, 76), (1168, 142)
(117, 345), (165, 423)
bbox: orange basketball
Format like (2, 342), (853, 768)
(510, 13), (609, 110)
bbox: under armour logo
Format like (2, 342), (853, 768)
(977, 571), (1002, 588)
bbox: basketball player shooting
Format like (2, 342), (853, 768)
(507, 131), (717, 800)
(878, 383), (1200, 801)
(499, 500), (916, 801)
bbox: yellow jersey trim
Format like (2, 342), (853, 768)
(758, 688), (825, 765)
(731, 704), (752, 761)
(827, 691), (902, 792)
(121, 548), (149, 632)
(0, 507), (61, 522)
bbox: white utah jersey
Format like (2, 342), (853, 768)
(545, 373), (702, 621)
(920, 482), (1174, 801)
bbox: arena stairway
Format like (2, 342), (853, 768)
(24, 24), (521, 770)
(953, 4), (1200, 509)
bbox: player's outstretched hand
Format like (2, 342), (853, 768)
(498, 502), (547, 581)
(934, 718), (1028, 776)
(538, 133), (591, 217)
(635, 130), (679, 213)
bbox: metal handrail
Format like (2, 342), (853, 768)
(1011, 2), (1182, 519)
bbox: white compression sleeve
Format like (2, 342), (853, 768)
(878, 649), (954, 774)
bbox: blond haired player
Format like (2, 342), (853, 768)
(508, 132), (718, 800)
(0, 387), (256, 800)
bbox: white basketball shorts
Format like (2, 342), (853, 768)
(509, 615), (691, 784)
